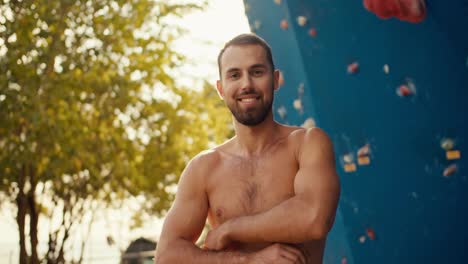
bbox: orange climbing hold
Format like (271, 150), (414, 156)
(358, 156), (370, 165)
(344, 163), (357, 173)
(446, 150), (461, 160)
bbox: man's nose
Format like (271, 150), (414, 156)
(240, 74), (253, 90)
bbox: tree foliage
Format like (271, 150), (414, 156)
(0, 0), (232, 263)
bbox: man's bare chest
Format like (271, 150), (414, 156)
(206, 150), (299, 227)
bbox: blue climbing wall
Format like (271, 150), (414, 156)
(243, 0), (468, 263)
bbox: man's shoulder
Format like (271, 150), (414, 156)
(278, 124), (326, 141)
(290, 127), (334, 165)
(284, 126), (332, 155)
(188, 149), (221, 172)
(179, 149), (221, 186)
(189, 139), (236, 169)
(285, 125), (329, 141)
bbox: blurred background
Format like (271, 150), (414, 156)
(0, 0), (248, 263)
(1, 0), (467, 263)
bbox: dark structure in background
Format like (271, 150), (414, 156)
(243, 0), (467, 263)
(121, 238), (155, 264)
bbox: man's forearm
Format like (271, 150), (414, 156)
(224, 195), (327, 244)
(155, 238), (250, 264)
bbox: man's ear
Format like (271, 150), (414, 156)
(216, 80), (224, 99)
(273, 69), (281, 91)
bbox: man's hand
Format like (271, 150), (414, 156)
(363, 0), (426, 23)
(204, 224), (232, 251)
(247, 243), (306, 264)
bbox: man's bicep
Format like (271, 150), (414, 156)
(158, 160), (209, 247)
(294, 129), (340, 230)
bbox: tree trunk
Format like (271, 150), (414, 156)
(16, 165), (29, 264)
(28, 165), (39, 264)
(77, 202), (95, 264)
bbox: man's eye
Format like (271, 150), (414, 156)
(229, 72), (240, 79)
(252, 70), (264, 76)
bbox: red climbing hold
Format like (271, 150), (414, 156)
(363, 0), (426, 23)
(366, 227), (376, 240)
(443, 164), (457, 177)
(347, 62), (359, 74)
(397, 84), (413, 97)
(341, 257), (348, 264)
(308, 28), (317, 37)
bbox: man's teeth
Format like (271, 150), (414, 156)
(240, 98), (257, 102)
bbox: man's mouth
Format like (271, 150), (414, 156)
(237, 97), (260, 102)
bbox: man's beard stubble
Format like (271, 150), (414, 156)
(227, 88), (274, 127)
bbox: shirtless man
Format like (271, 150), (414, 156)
(154, 33), (340, 264)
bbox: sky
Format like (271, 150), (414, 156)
(174, 0), (251, 87)
(0, 0), (250, 263)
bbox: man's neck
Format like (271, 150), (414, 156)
(233, 115), (280, 156)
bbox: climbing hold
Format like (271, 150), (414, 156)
(443, 164), (457, 177)
(308, 28), (317, 37)
(366, 227), (376, 240)
(293, 99), (302, 111)
(358, 156), (370, 165)
(357, 144), (371, 165)
(363, 0), (427, 23)
(344, 163), (357, 172)
(297, 83), (304, 96)
(301, 118), (316, 129)
(396, 84), (413, 96)
(343, 153), (354, 163)
(396, 78), (416, 97)
(343, 153), (357, 172)
(297, 16), (307, 26)
(446, 150), (461, 160)
(358, 144), (371, 157)
(347, 62), (359, 74)
(254, 20), (261, 30)
(359, 235), (366, 243)
(280, 19), (289, 30)
(274, 0), (282, 5)
(383, 64), (390, 74)
(440, 138), (455, 151)
(277, 106), (287, 119)
(341, 257), (348, 264)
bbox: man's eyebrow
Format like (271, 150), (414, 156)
(224, 64), (268, 75)
(249, 64), (268, 69)
(225, 67), (240, 74)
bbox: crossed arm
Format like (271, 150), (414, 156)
(154, 155), (254, 264)
(154, 128), (340, 263)
(204, 128), (340, 250)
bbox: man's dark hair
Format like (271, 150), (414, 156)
(217, 33), (275, 79)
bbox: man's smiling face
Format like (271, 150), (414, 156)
(217, 44), (279, 126)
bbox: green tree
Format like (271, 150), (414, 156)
(0, 0), (232, 263)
